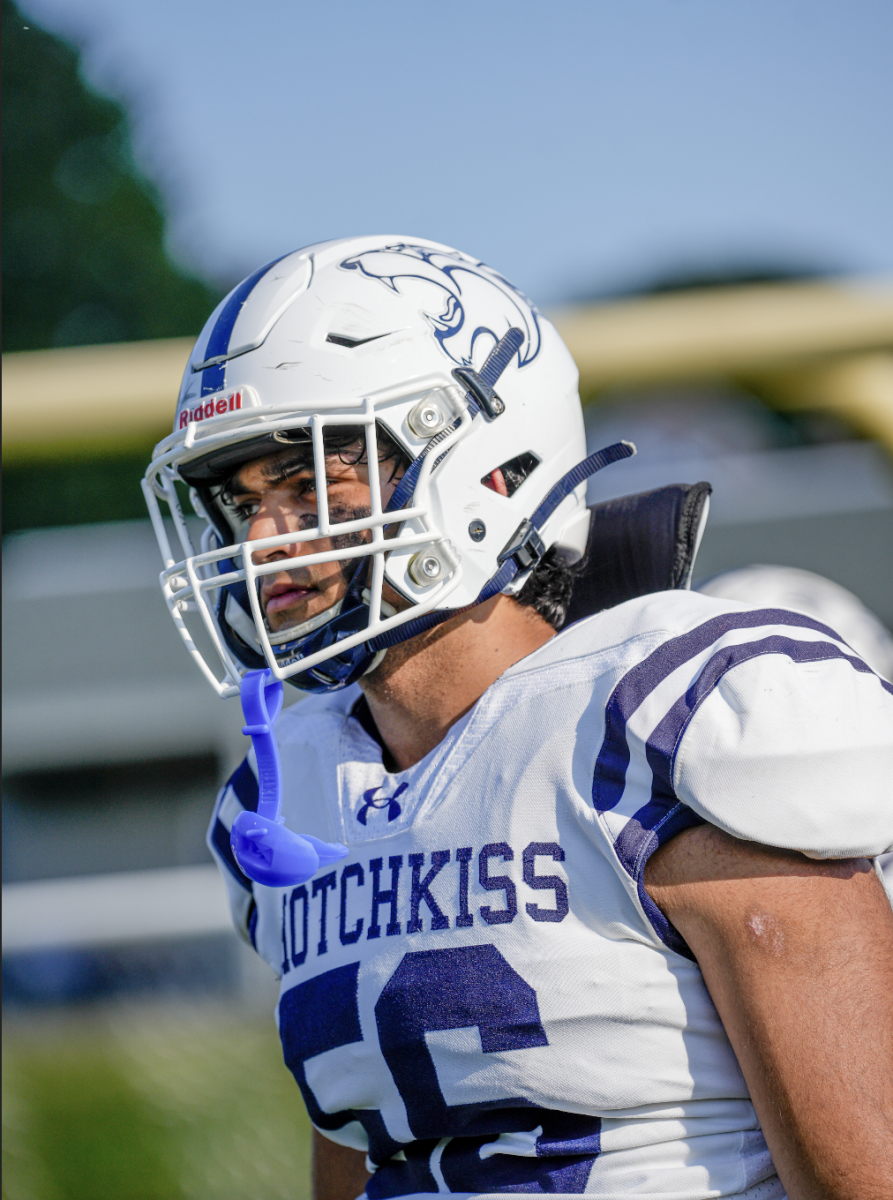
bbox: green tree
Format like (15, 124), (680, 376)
(2, 0), (222, 351)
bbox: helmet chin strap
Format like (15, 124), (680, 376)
(267, 600), (345, 645)
(368, 439), (636, 655)
(260, 571), (397, 662)
(223, 591), (344, 649)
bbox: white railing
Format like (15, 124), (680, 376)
(2, 865), (233, 952)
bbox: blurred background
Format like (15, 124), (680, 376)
(3, 0), (892, 1196)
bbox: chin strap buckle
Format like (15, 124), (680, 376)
(452, 367), (506, 420)
(497, 518), (546, 572)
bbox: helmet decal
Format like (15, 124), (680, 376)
(339, 243), (542, 371)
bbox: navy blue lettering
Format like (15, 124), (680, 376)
(407, 851), (451, 933)
(339, 864), (365, 945)
(313, 871), (337, 955)
(479, 842), (517, 925)
(374, 944), (548, 1140)
(523, 842), (569, 923)
(290, 885), (309, 965)
(277, 842), (565, 967)
(277, 940), (597, 1196)
(368, 855), (402, 939)
(440, 1121), (598, 1194)
(455, 846), (474, 928)
(279, 962), (402, 1166)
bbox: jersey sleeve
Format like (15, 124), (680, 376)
(670, 619), (893, 859)
(206, 756), (260, 948)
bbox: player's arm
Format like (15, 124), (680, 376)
(645, 824), (893, 1200)
(312, 1129), (370, 1200)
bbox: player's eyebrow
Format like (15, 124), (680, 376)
(228, 436), (371, 497)
(262, 455), (316, 487)
(228, 452), (314, 496)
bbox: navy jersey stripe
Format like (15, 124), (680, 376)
(200, 253), (289, 396)
(645, 633), (884, 804)
(592, 607), (852, 816)
(605, 630), (888, 957)
(209, 759), (259, 893)
(229, 757), (260, 812)
(211, 814), (252, 892)
(613, 803), (704, 959)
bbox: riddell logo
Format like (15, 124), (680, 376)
(179, 392), (242, 429)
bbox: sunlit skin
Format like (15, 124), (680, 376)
(230, 452), (510, 634)
(228, 445), (406, 635)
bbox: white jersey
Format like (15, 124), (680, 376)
(209, 591), (893, 1200)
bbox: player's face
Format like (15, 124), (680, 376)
(226, 442), (404, 634)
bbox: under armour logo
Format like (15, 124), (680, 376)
(357, 781), (408, 826)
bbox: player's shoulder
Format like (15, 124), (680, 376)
(505, 587), (893, 749)
(567, 588), (745, 648)
(526, 581), (889, 678)
(510, 588), (757, 680)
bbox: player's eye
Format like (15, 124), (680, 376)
(297, 476), (345, 499)
(229, 499), (259, 522)
(221, 474), (343, 529)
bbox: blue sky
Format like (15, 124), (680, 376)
(19, 0), (893, 306)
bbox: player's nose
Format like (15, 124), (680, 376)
(247, 496), (323, 566)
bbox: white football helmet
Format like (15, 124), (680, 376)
(697, 565), (893, 682)
(143, 235), (633, 697)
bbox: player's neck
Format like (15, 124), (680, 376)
(359, 595), (556, 772)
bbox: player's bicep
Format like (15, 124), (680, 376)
(645, 824), (893, 1200)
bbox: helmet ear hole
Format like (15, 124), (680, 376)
(480, 452), (540, 498)
(482, 469), (509, 497)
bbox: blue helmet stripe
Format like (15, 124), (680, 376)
(200, 253), (290, 396)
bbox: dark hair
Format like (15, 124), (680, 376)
(514, 546), (578, 630)
(263, 422), (408, 477)
(215, 423), (409, 506)
(310, 424), (409, 479)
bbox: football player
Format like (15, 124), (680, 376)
(144, 237), (893, 1200)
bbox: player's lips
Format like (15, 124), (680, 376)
(263, 582), (317, 614)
